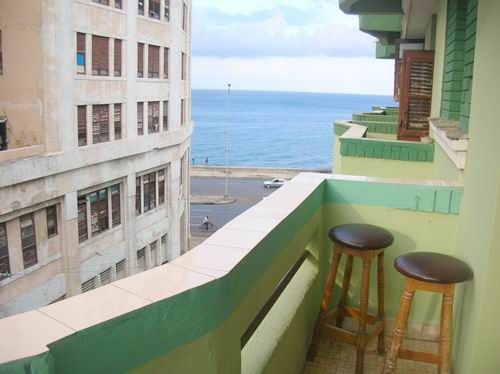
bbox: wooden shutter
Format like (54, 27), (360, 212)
(398, 50), (434, 141)
(114, 103), (121, 140)
(163, 48), (169, 79)
(163, 101), (168, 131)
(111, 184), (121, 227)
(114, 39), (122, 76)
(148, 45), (159, 78)
(46, 205), (58, 238)
(92, 35), (109, 76)
(77, 105), (87, 146)
(92, 104), (109, 143)
(137, 43), (144, 77)
(78, 196), (88, 243)
(137, 102), (144, 135)
(0, 223), (10, 280)
(20, 214), (37, 269)
(76, 33), (86, 74)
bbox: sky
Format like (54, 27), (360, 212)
(191, 0), (395, 95)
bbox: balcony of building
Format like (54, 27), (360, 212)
(0, 172), (463, 373)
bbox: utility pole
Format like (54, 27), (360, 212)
(224, 83), (231, 200)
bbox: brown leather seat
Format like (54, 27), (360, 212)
(394, 252), (472, 284)
(329, 223), (394, 250)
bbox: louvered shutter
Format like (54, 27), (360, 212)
(111, 184), (121, 227)
(114, 103), (121, 140)
(148, 45), (159, 78)
(78, 196), (88, 243)
(100, 268), (111, 286)
(92, 104), (109, 143)
(77, 106), (87, 146)
(398, 50), (434, 141)
(137, 43), (144, 77)
(0, 223), (10, 280)
(92, 35), (109, 76)
(116, 259), (126, 280)
(114, 39), (122, 76)
(82, 278), (96, 293)
(137, 248), (146, 272)
(137, 102), (144, 135)
(163, 48), (169, 79)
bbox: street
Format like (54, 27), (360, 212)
(190, 177), (276, 246)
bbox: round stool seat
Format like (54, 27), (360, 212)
(395, 252), (472, 284)
(329, 223), (394, 250)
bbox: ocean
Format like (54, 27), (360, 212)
(191, 89), (395, 170)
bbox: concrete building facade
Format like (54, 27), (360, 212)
(0, 0), (192, 318)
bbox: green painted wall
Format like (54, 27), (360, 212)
(431, 0), (448, 117)
(451, 1), (500, 372)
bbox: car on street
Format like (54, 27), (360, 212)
(263, 178), (286, 188)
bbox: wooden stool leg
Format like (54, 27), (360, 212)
(377, 252), (385, 355)
(355, 257), (371, 374)
(383, 278), (416, 374)
(439, 284), (454, 374)
(307, 246), (343, 360)
(336, 255), (353, 328)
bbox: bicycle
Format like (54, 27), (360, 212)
(198, 222), (218, 232)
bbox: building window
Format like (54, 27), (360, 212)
(20, 214), (37, 269)
(148, 45), (159, 78)
(77, 105), (87, 146)
(111, 184), (121, 227)
(163, 48), (169, 79)
(115, 0), (122, 9)
(0, 223), (10, 280)
(161, 234), (168, 264)
(136, 168), (167, 216)
(82, 277), (96, 293)
(76, 33), (86, 74)
(143, 172), (157, 213)
(148, 101), (160, 133)
(135, 177), (141, 216)
(149, 0), (160, 19)
(137, 43), (144, 77)
(78, 184), (122, 244)
(90, 189), (108, 236)
(182, 2), (188, 31)
(92, 35), (109, 76)
(78, 196), (88, 243)
(158, 169), (165, 205)
(92, 104), (110, 144)
(116, 259), (126, 280)
(181, 99), (186, 125)
(138, 0), (144, 15)
(164, 0), (170, 21)
(150, 241), (157, 266)
(137, 247), (146, 272)
(181, 52), (186, 80)
(46, 205), (58, 238)
(114, 104), (122, 140)
(93, 0), (109, 5)
(137, 102), (144, 135)
(163, 101), (168, 131)
(114, 39), (122, 77)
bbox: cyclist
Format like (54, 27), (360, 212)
(202, 216), (209, 230)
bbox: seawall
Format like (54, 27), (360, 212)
(190, 166), (330, 179)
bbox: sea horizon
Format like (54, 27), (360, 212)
(191, 89), (395, 170)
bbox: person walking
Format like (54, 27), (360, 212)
(205, 157), (209, 166)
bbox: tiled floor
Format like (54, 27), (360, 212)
(304, 335), (439, 374)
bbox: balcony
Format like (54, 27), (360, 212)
(0, 172), (462, 373)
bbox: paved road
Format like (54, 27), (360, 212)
(190, 177), (275, 242)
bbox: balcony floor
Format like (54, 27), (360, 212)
(304, 335), (439, 374)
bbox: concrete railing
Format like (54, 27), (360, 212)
(0, 173), (464, 373)
(190, 165), (330, 179)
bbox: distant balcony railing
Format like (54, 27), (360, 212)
(0, 173), (463, 373)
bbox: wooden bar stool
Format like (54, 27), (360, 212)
(308, 223), (394, 374)
(384, 252), (472, 374)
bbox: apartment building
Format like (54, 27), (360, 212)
(0, 0), (192, 318)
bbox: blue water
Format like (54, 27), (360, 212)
(191, 89), (395, 170)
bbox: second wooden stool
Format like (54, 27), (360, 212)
(308, 223), (394, 374)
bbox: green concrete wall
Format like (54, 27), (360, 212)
(431, 0), (448, 117)
(451, 1), (500, 372)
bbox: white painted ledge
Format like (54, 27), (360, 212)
(429, 118), (468, 170)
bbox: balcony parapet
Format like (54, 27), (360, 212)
(429, 118), (468, 170)
(335, 120), (435, 162)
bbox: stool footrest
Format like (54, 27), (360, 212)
(398, 349), (440, 365)
(324, 320), (384, 350)
(326, 306), (381, 326)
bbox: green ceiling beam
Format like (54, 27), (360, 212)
(339, 0), (402, 15)
(359, 15), (401, 44)
(376, 41), (397, 59)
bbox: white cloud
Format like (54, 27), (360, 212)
(192, 56), (395, 95)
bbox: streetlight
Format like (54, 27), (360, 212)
(224, 83), (231, 200)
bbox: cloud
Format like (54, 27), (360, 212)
(192, 56), (395, 96)
(192, 0), (376, 58)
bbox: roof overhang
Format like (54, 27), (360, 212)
(339, 0), (402, 15)
(401, 0), (437, 39)
(359, 15), (402, 45)
(376, 41), (397, 59)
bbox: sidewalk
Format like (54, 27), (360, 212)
(190, 195), (235, 204)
